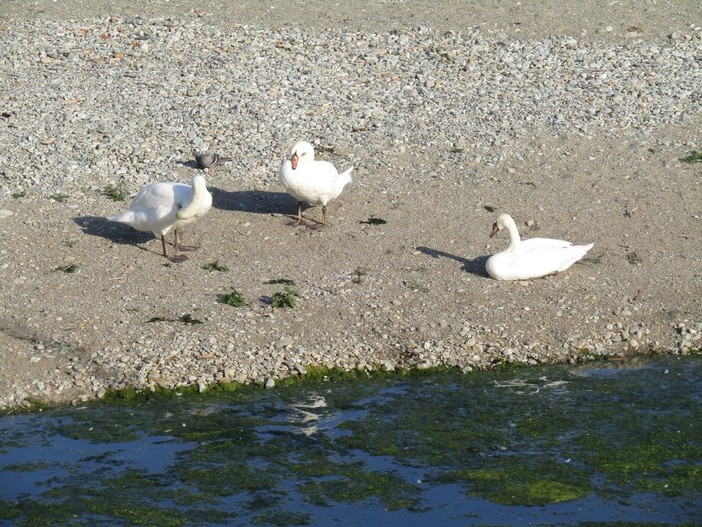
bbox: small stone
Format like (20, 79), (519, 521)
(380, 361), (395, 371)
(276, 337), (294, 349)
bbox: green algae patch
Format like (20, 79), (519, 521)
(298, 469), (420, 510)
(99, 380), (256, 407)
(337, 406), (508, 466)
(178, 463), (278, 496)
(4, 460), (57, 473)
(444, 462), (591, 506)
(51, 415), (141, 443)
(0, 499), (21, 521)
(8, 467), (233, 526)
(300, 365), (363, 382)
(568, 359), (702, 501)
(1, 397), (54, 417)
(1, 356), (700, 524)
(101, 386), (151, 404)
(251, 511), (311, 526)
(291, 456), (422, 510)
(580, 435), (702, 498)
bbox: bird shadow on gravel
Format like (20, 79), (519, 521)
(176, 160), (200, 170)
(73, 216), (154, 246)
(416, 246), (490, 277)
(210, 187), (294, 215)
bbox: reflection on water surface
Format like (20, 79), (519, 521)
(1, 356), (700, 526)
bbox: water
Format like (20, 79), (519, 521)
(1, 356), (701, 526)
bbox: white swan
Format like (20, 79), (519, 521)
(278, 141), (353, 226)
(485, 213), (594, 281)
(107, 174), (212, 263)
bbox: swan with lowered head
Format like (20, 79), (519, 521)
(278, 140), (353, 226)
(107, 174), (212, 263)
(485, 213), (594, 280)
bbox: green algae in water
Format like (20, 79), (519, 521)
(442, 461), (591, 506)
(293, 457), (422, 510)
(1, 356), (701, 525)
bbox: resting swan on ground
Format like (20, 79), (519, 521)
(278, 140), (353, 226)
(485, 213), (594, 281)
(107, 174), (212, 263)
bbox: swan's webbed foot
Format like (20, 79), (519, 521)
(306, 220), (324, 230)
(162, 234), (188, 263)
(286, 202), (307, 227)
(175, 243), (200, 252)
(166, 253), (188, 263)
(173, 229), (200, 252)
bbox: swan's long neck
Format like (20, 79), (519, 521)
(504, 217), (521, 252)
(177, 176), (207, 220)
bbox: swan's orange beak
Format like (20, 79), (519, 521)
(291, 153), (299, 170)
(489, 222), (500, 238)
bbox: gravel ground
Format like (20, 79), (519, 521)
(1, 1), (701, 409)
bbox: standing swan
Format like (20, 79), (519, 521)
(485, 213), (594, 280)
(278, 141), (353, 226)
(107, 174), (212, 263)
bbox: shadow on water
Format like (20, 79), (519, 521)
(415, 246), (490, 276)
(1, 356), (701, 526)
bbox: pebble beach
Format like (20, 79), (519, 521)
(0, 1), (701, 409)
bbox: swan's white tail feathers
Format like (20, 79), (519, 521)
(340, 167), (353, 183)
(337, 167), (353, 193)
(559, 242), (595, 272)
(572, 242), (595, 260)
